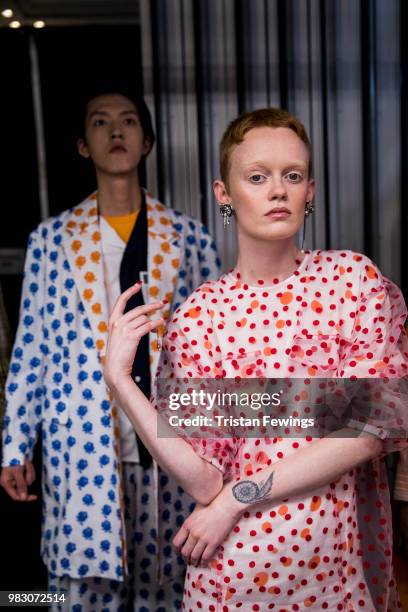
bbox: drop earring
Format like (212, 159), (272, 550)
(304, 201), (315, 217)
(219, 203), (234, 229)
(301, 201), (315, 252)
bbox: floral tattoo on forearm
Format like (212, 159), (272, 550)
(232, 472), (274, 504)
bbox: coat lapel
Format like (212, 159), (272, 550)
(62, 193), (110, 365)
(145, 193), (182, 375)
(62, 191), (182, 376)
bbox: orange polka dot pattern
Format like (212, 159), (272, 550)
(2, 190), (221, 583)
(159, 250), (408, 611)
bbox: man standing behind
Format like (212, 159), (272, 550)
(1, 83), (220, 611)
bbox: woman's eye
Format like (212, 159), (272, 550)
(249, 174), (265, 183)
(124, 117), (138, 126)
(286, 172), (302, 182)
(93, 119), (106, 127)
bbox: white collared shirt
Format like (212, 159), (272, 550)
(100, 216), (140, 463)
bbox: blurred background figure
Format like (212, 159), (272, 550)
(0, 79), (220, 611)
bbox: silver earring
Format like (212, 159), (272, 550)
(219, 203), (234, 229)
(305, 201), (315, 217)
(301, 202), (315, 252)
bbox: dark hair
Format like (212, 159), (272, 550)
(77, 81), (155, 153)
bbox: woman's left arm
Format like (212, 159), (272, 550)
(173, 431), (382, 566)
(104, 283), (223, 506)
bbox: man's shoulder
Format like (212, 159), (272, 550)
(33, 195), (97, 235)
(145, 192), (208, 235)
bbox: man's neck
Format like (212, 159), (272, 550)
(96, 173), (142, 216)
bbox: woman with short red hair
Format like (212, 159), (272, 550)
(105, 108), (408, 610)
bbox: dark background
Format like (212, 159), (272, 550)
(0, 23), (142, 590)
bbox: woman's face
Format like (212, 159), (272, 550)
(214, 126), (315, 243)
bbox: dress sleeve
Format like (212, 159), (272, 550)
(154, 313), (243, 479)
(338, 259), (408, 453)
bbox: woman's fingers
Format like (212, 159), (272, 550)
(180, 533), (198, 563)
(172, 525), (190, 552)
(109, 282), (143, 321)
(174, 524), (209, 565)
(189, 540), (207, 567)
(125, 314), (151, 331)
(127, 319), (164, 339)
(118, 300), (164, 326)
(110, 300), (164, 331)
(200, 543), (216, 568)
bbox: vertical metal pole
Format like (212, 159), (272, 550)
(197, 0), (238, 270)
(401, 0), (408, 297)
(140, 0), (159, 198)
(29, 34), (49, 221)
(374, 0), (401, 283)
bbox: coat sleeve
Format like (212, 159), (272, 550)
(0, 283), (12, 423)
(172, 218), (221, 311)
(1, 225), (46, 466)
(195, 220), (222, 281)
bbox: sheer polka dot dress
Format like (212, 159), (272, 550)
(159, 250), (408, 611)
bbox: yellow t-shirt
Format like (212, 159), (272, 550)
(103, 210), (140, 244)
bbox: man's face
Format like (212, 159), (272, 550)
(77, 94), (151, 176)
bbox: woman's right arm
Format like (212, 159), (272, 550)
(104, 283), (223, 506)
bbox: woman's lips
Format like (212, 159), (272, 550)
(266, 208), (291, 219)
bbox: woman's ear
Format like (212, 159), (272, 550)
(306, 178), (316, 204)
(77, 138), (90, 159)
(213, 179), (231, 206)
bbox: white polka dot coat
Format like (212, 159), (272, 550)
(1, 191), (221, 582)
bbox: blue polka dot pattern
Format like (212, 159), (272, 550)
(2, 192), (220, 582)
(48, 463), (184, 610)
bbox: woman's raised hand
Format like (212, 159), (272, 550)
(104, 282), (164, 389)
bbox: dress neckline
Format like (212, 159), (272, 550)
(226, 250), (313, 291)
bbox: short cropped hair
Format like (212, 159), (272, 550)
(219, 108), (312, 187)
